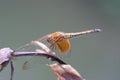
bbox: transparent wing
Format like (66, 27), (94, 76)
(21, 40), (57, 70)
(14, 35), (52, 70)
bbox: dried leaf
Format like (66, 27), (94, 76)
(48, 63), (85, 80)
(0, 48), (13, 64)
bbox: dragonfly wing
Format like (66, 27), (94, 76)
(21, 42), (53, 70)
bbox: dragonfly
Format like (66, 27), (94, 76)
(44, 28), (101, 53)
(17, 28), (101, 53)
(14, 28), (101, 69)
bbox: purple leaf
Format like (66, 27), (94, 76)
(48, 63), (85, 80)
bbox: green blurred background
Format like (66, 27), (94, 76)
(0, 0), (120, 80)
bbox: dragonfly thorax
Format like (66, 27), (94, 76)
(47, 32), (66, 44)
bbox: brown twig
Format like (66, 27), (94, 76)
(13, 51), (66, 64)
